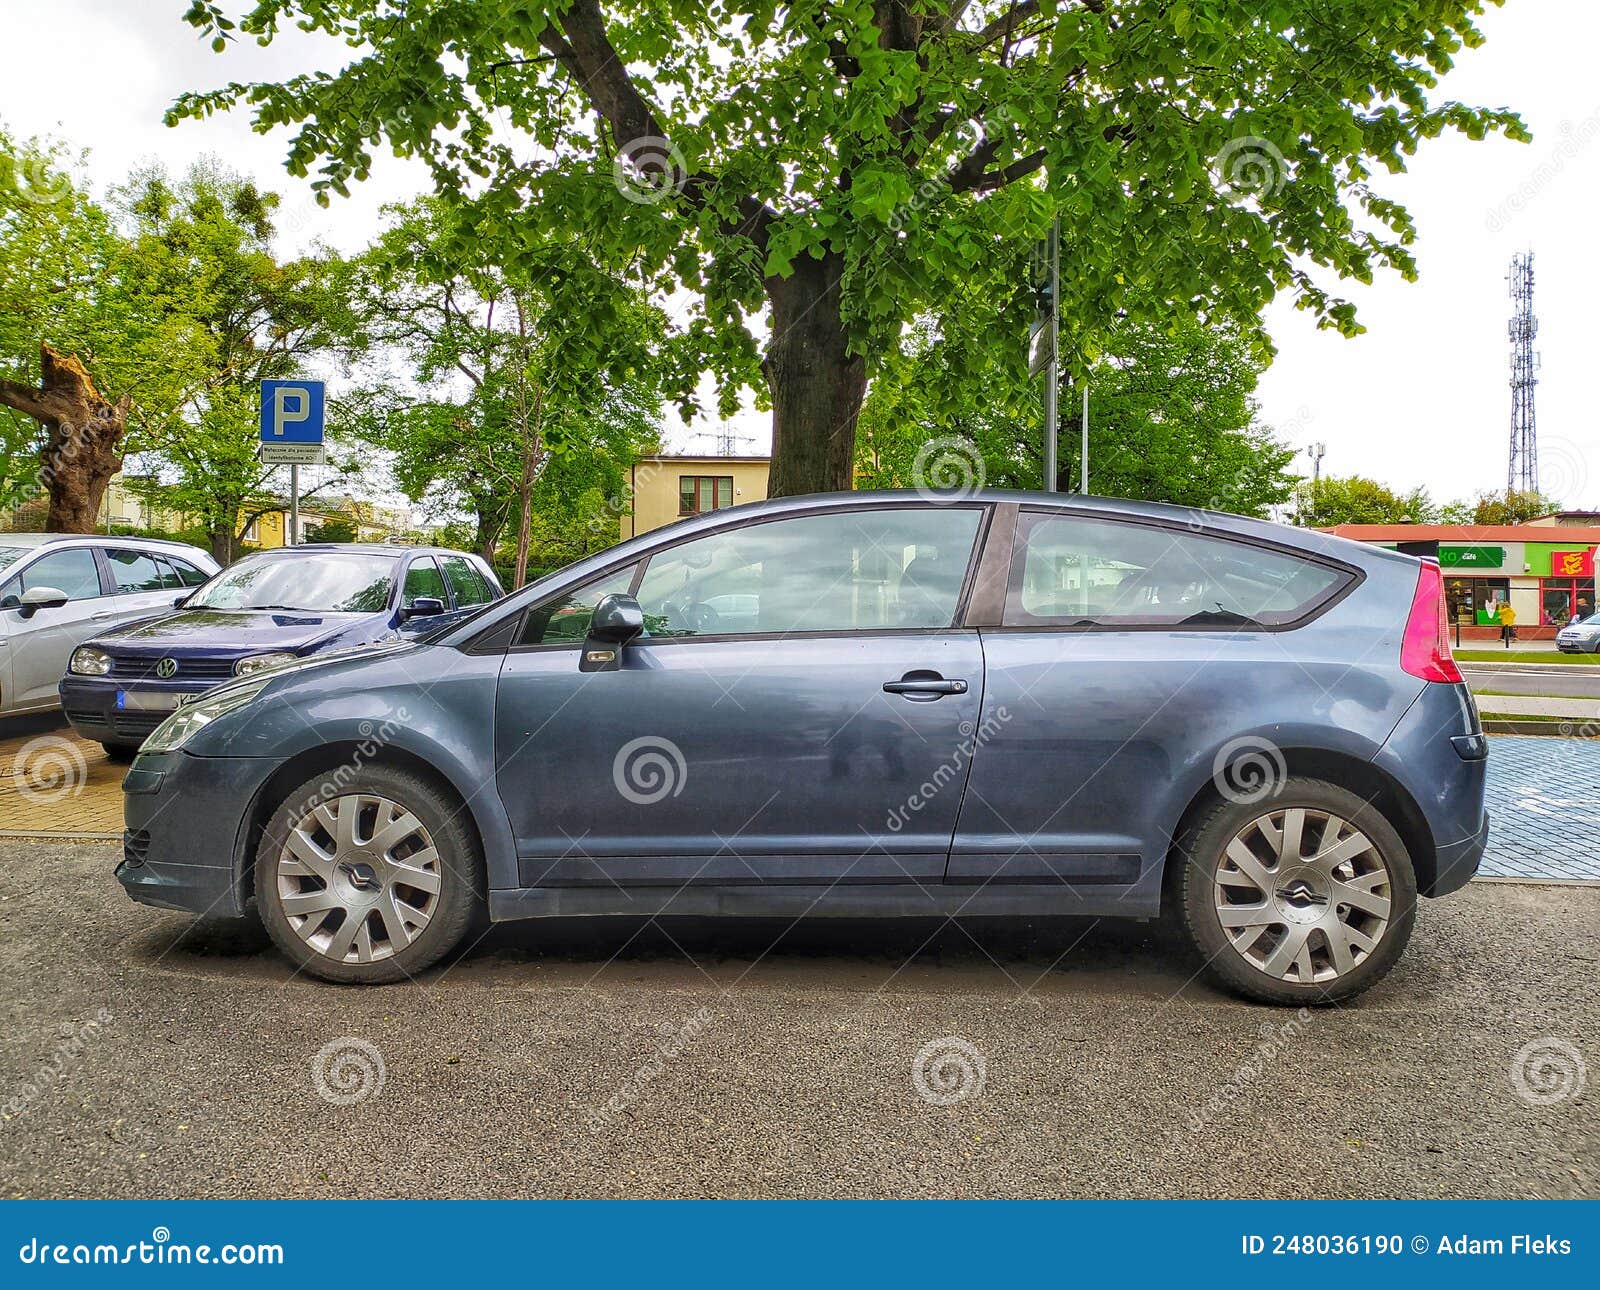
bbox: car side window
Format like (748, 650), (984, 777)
(633, 507), (983, 638)
(149, 556), (183, 591)
(106, 547), (166, 594)
(169, 557), (210, 587)
(441, 555), (493, 608)
(402, 557), (449, 609)
(9, 548), (103, 603)
(519, 564), (639, 645)
(1005, 511), (1350, 628)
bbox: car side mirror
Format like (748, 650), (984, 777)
(172, 593), (190, 609)
(403, 596), (446, 620)
(17, 586), (68, 619)
(581, 593), (643, 672)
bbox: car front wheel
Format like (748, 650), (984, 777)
(1173, 777), (1417, 1005)
(256, 766), (483, 984)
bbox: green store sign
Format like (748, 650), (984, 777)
(1438, 545), (1505, 569)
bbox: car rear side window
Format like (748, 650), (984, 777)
(1006, 512), (1350, 629)
(106, 547), (167, 594)
(168, 557), (210, 587)
(441, 555), (494, 607)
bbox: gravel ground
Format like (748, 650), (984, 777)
(1, 840), (1594, 1199)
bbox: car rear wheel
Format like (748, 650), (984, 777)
(1173, 777), (1417, 1005)
(256, 766), (483, 984)
(100, 742), (140, 763)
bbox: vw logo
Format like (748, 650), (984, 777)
(154, 657), (179, 679)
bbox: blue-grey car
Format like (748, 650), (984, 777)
(116, 491), (1489, 1004)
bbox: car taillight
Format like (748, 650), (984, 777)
(1401, 562), (1463, 684)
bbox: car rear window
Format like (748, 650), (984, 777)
(1005, 512), (1351, 629)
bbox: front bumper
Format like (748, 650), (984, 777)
(60, 675), (221, 746)
(117, 750), (279, 918)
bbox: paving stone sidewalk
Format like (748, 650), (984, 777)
(1481, 735), (1600, 881)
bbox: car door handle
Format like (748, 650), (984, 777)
(883, 674), (968, 697)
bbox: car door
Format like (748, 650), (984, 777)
(0, 546), (113, 709)
(103, 546), (184, 621)
(493, 504), (989, 887)
(954, 505), (1366, 891)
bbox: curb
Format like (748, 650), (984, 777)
(1481, 720), (1599, 736)
(0, 829), (121, 842)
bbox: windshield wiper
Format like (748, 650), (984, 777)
(1178, 608), (1265, 628)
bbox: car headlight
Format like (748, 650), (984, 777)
(69, 646), (112, 676)
(142, 680), (270, 754)
(234, 651), (298, 677)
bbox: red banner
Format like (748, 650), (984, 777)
(1550, 548), (1595, 578)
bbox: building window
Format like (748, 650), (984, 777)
(679, 475), (734, 516)
(1444, 577), (1509, 627)
(1540, 578), (1596, 626)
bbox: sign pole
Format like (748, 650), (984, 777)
(290, 464), (300, 546)
(1042, 218), (1059, 493)
(1081, 382), (1089, 494)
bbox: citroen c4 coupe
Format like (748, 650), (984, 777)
(0, 534), (218, 719)
(61, 544), (501, 757)
(115, 492), (1488, 1004)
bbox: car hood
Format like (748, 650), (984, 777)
(90, 608), (376, 655)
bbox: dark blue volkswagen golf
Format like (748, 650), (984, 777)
(61, 544), (501, 757)
(114, 492), (1488, 1004)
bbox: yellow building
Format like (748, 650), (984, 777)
(621, 454), (771, 540)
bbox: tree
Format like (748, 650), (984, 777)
(1295, 475), (1434, 527)
(0, 130), (208, 530)
(116, 161), (357, 561)
(305, 514), (359, 543)
(174, 1), (1524, 497)
(1468, 488), (1560, 525)
(857, 306), (1296, 517)
(343, 199), (665, 585)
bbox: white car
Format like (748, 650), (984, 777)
(0, 534), (220, 717)
(1556, 613), (1600, 654)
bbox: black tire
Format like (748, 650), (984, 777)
(255, 765), (484, 984)
(100, 742), (140, 763)
(1171, 776), (1418, 1006)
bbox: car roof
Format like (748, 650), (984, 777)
(248, 543), (480, 558)
(0, 532), (211, 556)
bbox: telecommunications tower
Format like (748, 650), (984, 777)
(1506, 251), (1539, 495)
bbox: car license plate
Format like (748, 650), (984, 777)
(116, 689), (183, 713)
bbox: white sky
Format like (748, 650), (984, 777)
(5, 0), (1598, 505)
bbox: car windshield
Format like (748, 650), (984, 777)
(0, 544), (29, 575)
(186, 552), (397, 613)
(1580, 613), (1600, 627)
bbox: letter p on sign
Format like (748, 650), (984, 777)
(259, 379), (326, 444)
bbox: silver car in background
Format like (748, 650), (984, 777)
(0, 534), (220, 717)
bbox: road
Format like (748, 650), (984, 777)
(1462, 664), (1600, 699)
(1, 839), (1594, 1199)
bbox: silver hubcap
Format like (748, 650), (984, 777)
(276, 794), (442, 964)
(1213, 807), (1392, 984)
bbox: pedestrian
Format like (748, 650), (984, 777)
(1498, 599), (1517, 648)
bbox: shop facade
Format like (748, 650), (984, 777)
(1322, 522), (1600, 641)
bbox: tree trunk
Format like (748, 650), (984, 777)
(0, 344), (129, 532)
(209, 525), (234, 565)
(763, 255), (867, 498)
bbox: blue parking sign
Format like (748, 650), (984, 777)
(260, 380), (325, 443)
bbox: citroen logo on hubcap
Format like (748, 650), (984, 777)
(155, 657), (178, 679)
